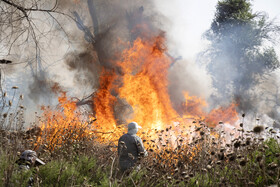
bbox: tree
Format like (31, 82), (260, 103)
(202, 0), (280, 108)
(0, 0), (74, 67)
(0, 0), (151, 111)
(0, 0), (84, 114)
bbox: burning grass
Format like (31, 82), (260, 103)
(1, 82), (279, 187)
(1, 88), (280, 186)
(1, 103), (280, 186)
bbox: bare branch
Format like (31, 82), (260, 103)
(1, 0), (28, 18)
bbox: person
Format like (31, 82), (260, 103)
(15, 150), (45, 186)
(118, 122), (147, 173)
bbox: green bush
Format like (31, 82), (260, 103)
(37, 155), (110, 186)
(0, 150), (33, 186)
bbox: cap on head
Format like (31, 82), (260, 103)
(20, 150), (45, 166)
(128, 122), (142, 130)
(127, 122), (142, 135)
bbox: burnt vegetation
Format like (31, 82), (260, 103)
(1, 91), (280, 186)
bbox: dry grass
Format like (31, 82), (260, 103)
(1, 90), (280, 186)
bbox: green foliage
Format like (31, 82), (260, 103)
(202, 0), (280, 102)
(0, 150), (33, 186)
(0, 152), (10, 186)
(0, 152), (8, 185)
(10, 168), (33, 187)
(264, 138), (280, 164)
(37, 155), (110, 186)
(212, 0), (255, 39)
(38, 160), (76, 186)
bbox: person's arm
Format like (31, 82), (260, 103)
(118, 138), (125, 156)
(136, 136), (148, 156)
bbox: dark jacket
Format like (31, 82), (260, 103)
(118, 133), (145, 172)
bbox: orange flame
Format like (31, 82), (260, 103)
(37, 92), (96, 149)
(206, 103), (238, 127)
(93, 70), (118, 131)
(118, 36), (179, 129)
(38, 34), (239, 149)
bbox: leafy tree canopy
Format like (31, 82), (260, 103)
(203, 0), (280, 102)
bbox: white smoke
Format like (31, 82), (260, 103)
(1, 0), (280, 128)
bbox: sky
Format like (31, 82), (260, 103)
(154, 0), (280, 61)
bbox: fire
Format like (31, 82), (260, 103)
(38, 34), (239, 149)
(37, 92), (95, 149)
(206, 103), (238, 127)
(93, 70), (118, 131)
(179, 92), (238, 127)
(180, 92), (207, 119)
(117, 35), (179, 129)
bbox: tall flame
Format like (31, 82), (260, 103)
(117, 36), (179, 129)
(38, 34), (238, 148)
(91, 34), (238, 140)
